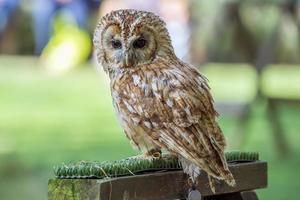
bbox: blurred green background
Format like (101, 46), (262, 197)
(1, 56), (300, 199)
(1, 0), (300, 199)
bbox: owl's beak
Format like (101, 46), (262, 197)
(123, 52), (134, 67)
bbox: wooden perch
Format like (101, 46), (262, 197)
(48, 161), (267, 200)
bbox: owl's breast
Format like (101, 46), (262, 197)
(111, 69), (173, 129)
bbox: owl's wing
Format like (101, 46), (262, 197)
(143, 63), (226, 150)
(142, 63), (232, 184)
(173, 66), (227, 150)
(115, 62), (234, 184)
(116, 62), (226, 150)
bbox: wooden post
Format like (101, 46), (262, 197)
(48, 161), (267, 200)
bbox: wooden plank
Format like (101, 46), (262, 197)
(240, 191), (259, 200)
(99, 161), (267, 200)
(48, 161), (267, 200)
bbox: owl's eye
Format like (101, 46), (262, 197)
(133, 38), (147, 49)
(111, 39), (122, 49)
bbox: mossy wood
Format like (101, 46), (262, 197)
(49, 152), (267, 200)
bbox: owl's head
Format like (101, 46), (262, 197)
(93, 9), (175, 75)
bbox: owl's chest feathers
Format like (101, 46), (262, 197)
(112, 68), (165, 109)
(110, 65), (180, 124)
(110, 63), (207, 130)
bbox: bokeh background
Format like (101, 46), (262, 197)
(0, 0), (300, 199)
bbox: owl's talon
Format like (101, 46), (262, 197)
(145, 148), (162, 159)
(152, 151), (161, 159)
(187, 177), (198, 190)
(127, 155), (147, 160)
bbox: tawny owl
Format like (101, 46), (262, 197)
(93, 9), (236, 192)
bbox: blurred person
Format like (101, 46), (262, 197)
(32, 0), (101, 74)
(0, 0), (19, 34)
(32, 0), (90, 54)
(99, 0), (191, 62)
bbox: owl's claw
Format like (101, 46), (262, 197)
(187, 177), (197, 190)
(126, 154), (149, 160)
(145, 148), (162, 159)
(151, 151), (162, 159)
(126, 149), (162, 160)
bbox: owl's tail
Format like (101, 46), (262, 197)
(208, 159), (236, 193)
(179, 156), (236, 193)
(179, 156), (201, 182)
(214, 162), (236, 186)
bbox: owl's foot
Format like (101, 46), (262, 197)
(145, 148), (162, 159)
(126, 149), (161, 161)
(126, 154), (150, 161)
(187, 177), (198, 190)
(127, 149), (172, 161)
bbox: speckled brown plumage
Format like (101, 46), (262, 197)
(93, 9), (236, 192)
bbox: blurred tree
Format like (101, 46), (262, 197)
(0, 2), (34, 54)
(0, 0), (19, 34)
(190, 0), (299, 65)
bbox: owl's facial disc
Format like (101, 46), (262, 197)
(94, 10), (176, 75)
(103, 24), (157, 68)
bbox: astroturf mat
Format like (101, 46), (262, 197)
(54, 152), (259, 179)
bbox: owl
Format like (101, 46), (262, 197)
(93, 9), (236, 193)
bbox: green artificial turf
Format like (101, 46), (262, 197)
(54, 152), (259, 179)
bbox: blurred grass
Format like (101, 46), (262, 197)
(0, 56), (300, 199)
(201, 63), (257, 103)
(261, 64), (300, 99)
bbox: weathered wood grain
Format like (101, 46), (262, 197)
(48, 161), (267, 200)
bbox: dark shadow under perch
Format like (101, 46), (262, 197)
(48, 152), (267, 200)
